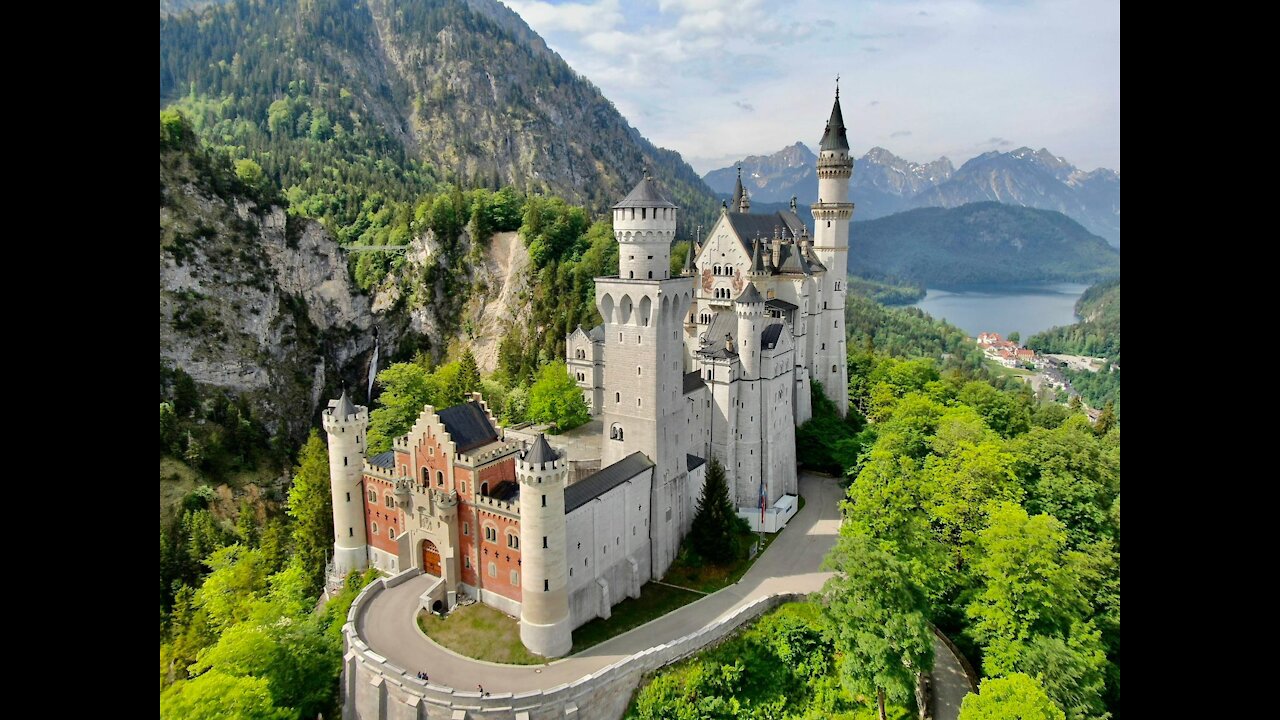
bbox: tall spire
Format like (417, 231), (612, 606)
(684, 237), (697, 275)
(820, 85), (850, 152)
(731, 164), (744, 211)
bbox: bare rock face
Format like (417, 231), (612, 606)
(160, 147), (394, 441)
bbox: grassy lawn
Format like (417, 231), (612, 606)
(570, 582), (702, 654)
(417, 603), (546, 665)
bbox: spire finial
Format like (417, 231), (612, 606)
(737, 164), (742, 179)
(835, 74), (840, 99)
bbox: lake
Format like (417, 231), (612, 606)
(903, 283), (1090, 339)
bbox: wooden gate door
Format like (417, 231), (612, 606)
(422, 540), (442, 576)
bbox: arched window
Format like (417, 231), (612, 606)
(648, 271), (653, 279)
(389, 527), (396, 539)
(385, 494), (394, 508)
(484, 525), (497, 542)
(422, 467), (429, 485)
(611, 423), (624, 441)
(507, 533), (519, 549)
(372, 522), (379, 534)
(437, 470), (444, 486)
(629, 271), (634, 279)
(833, 365), (838, 373)
(480, 482), (489, 497)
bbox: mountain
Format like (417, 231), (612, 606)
(704, 144), (1119, 245)
(915, 147), (1120, 246)
(848, 202), (1120, 287)
(704, 144), (953, 219)
(159, 0), (719, 237)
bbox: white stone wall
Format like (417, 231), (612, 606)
(564, 466), (653, 628)
(343, 577), (807, 720)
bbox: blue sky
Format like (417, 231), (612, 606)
(502, 0), (1120, 174)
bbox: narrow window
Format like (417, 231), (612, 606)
(343, 456), (348, 466)
(349, 527), (353, 537)
(346, 492), (350, 502)
(544, 579), (550, 592)
(541, 494), (547, 507)
(543, 536), (548, 548)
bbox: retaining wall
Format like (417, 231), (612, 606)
(343, 579), (804, 720)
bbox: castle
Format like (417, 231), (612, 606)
(323, 91), (852, 658)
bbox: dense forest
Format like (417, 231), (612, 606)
(848, 202), (1119, 287)
(638, 345), (1120, 719)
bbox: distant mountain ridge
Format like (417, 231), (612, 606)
(705, 143), (1120, 246)
(848, 202), (1120, 287)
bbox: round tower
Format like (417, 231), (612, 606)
(812, 84), (854, 418)
(736, 281), (765, 379)
(517, 434), (572, 658)
(612, 174), (677, 280)
(322, 391), (369, 578)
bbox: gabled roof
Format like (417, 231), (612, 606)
(723, 210), (807, 256)
(565, 452), (654, 513)
(613, 176), (677, 209)
(687, 454), (706, 472)
(588, 324), (605, 342)
(523, 433), (558, 466)
(761, 323), (785, 350)
(820, 93), (850, 151)
(437, 401), (499, 453)
(369, 451), (395, 469)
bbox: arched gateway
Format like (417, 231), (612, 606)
(421, 539), (441, 577)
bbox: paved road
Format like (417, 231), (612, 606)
(356, 472), (972, 716)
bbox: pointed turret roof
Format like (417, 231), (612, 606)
(335, 390), (355, 418)
(684, 240), (697, 275)
(749, 236), (768, 275)
(730, 165), (745, 210)
(524, 432), (557, 465)
(735, 281), (764, 304)
(613, 174), (677, 208)
(819, 90), (850, 151)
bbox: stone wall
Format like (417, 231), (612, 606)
(343, 579), (805, 720)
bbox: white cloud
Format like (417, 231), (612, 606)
(503, 0), (1121, 173)
(503, 0), (623, 34)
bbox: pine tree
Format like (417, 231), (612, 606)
(453, 349), (481, 401)
(690, 456), (741, 565)
(1093, 400), (1116, 435)
(286, 431), (333, 593)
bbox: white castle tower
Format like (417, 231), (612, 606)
(596, 175), (693, 578)
(811, 87), (853, 417)
(322, 390), (370, 577)
(517, 434), (572, 657)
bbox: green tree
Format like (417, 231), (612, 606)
(286, 431), (333, 593)
(234, 158), (267, 195)
(160, 402), (180, 454)
(367, 362), (434, 452)
(1008, 331), (1021, 344)
(527, 360), (589, 431)
(689, 457), (743, 565)
(959, 673), (1064, 720)
(1092, 401), (1116, 435)
(159, 670), (292, 720)
(821, 532), (933, 720)
(1015, 623), (1110, 720)
(966, 503), (1091, 675)
(452, 349), (482, 402)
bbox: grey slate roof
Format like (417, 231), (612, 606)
(761, 323), (785, 350)
(687, 454), (706, 472)
(437, 401), (499, 453)
(731, 166), (745, 210)
(369, 451), (395, 469)
(523, 433), (558, 466)
(588, 324), (605, 342)
(736, 282), (764, 305)
(820, 94), (850, 151)
(698, 312), (737, 354)
(683, 370), (707, 394)
(766, 298), (798, 312)
(487, 480), (520, 502)
(335, 390), (356, 418)
(565, 452), (654, 513)
(613, 176), (677, 209)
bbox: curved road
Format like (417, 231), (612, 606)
(356, 472), (973, 715)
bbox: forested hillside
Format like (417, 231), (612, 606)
(849, 202), (1119, 287)
(159, 0), (719, 245)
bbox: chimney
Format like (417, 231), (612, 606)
(771, 227), (782, 268)
(725, 333), (734, 353)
